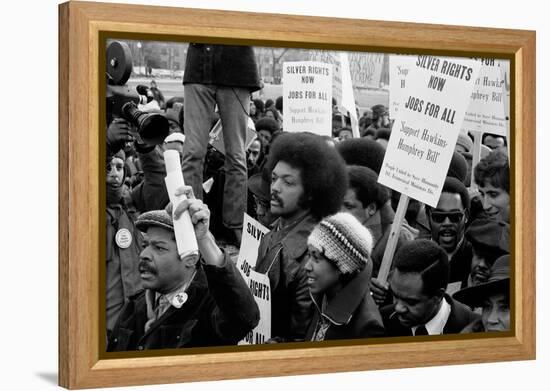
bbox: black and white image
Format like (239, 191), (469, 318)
(104, 38), (511, 352)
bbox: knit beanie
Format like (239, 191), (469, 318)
(307, 212), (374, 275)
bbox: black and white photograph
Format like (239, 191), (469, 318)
(104, 38), (512, 352)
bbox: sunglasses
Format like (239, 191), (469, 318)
(430, 210), (465, 223)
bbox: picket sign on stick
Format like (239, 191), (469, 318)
(470, 131), (483, 192)
(340, 52), (360, 138)
(501, 65), (511, 165)
(376, 193), (410, 284)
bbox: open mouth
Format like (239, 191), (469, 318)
(439, 229), (456, 243)
(139, 266), (156, 279)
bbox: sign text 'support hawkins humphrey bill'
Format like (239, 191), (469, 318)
(380, 55), (482, 207)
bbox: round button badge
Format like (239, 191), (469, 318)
(115, 228), (133, 249)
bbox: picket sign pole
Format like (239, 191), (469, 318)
(470, 131), (482, 191)
(501, 65), (511, 165)
(376, 193), (410, 284)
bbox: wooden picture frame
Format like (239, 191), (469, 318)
(59, 1), (536, 388)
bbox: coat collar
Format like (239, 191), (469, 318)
(276, 213), (319, 260)
(139, 267), (208, 338)
(365, 202), (395, 244)
(311, 262), (373, 326)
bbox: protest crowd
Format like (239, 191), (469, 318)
(105, 42), (511, 351)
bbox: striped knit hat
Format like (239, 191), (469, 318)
(307, 212), (374, 275)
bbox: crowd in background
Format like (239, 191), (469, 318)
(105, 44), (511, 351)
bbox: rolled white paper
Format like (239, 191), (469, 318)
(163, 150), (199, 260)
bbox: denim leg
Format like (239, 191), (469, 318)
(216, 87), (250, 229)
(182, 83), (217, 200)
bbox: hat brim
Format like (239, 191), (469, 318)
(135, 218), (173, 233)
(248, 173), (270, 201)
(453, 278), (509, 307)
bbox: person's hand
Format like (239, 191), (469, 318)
(170, 186), (210, 241)
(370, 277), (389, 306)
(107, 118), (134, 152)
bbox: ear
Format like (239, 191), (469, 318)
(464, 208), (470, 224)
(181, 253), (199, 268)
(366, 202), (377, 217)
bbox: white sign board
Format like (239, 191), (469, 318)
(340, 52), (360, 138)
(379, 55), (481, 207)
(389, 54), (417, 118)
(462, 58), (509, 137)
(306, 52), (342, 111)
(283, 61), (332, 136)
(240, 270), (271, 345)
(236, 214), (271, 344)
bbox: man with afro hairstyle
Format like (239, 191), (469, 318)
(254, 132), (348, 342)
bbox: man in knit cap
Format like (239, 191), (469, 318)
(254, 132), (348, 342)
(107, 188), (259, 351)
(304, 213), (385, 341)
(381, 240), (479, 336)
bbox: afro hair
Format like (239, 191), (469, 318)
(336, 137), (387, 174)
(266, 132), (348, 220)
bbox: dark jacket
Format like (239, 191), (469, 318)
(305, 263), (385, 341)
(106, 205), (143, 332)
(254, 214), (318, 342)
(131, 146), (170, 213)
(367, 202), (417, 277)
(380, 294), (480, 337)
(183, 44), (261, 92)
(448, 239), (473, 287)
(107, 255), (260, 351)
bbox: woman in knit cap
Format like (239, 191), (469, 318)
(304, 212), (385, 341)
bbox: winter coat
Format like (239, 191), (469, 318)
(106, 205), (143, 332)
(305, 263), (385, 341)
(183, 44), (261, 92)
(380, 294), (480, 337)
(254, 214), (318, 342)
(107, 255), (260, 351)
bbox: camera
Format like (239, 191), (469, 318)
(106, 41), (169, 145)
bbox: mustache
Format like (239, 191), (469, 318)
(438, 228), (457, 235)
(271, 193), (283, 206)
(138, 261), (157, 275)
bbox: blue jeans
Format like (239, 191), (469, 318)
(183, 83), (250, 230)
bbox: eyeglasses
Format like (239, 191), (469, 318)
(430, 210), (465, 223)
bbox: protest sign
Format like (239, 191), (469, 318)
(462, 58), (509, 137)
(340, 52), (360, 138)
(379, 55), (481, 207)
(240, 270), (271, 345)
(283, 61), (332, 136)
(389, 54), (417, 118)
(208, 117), (257, 155)
(306, 52), (342, 111)
(236, 214), (271, 345)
